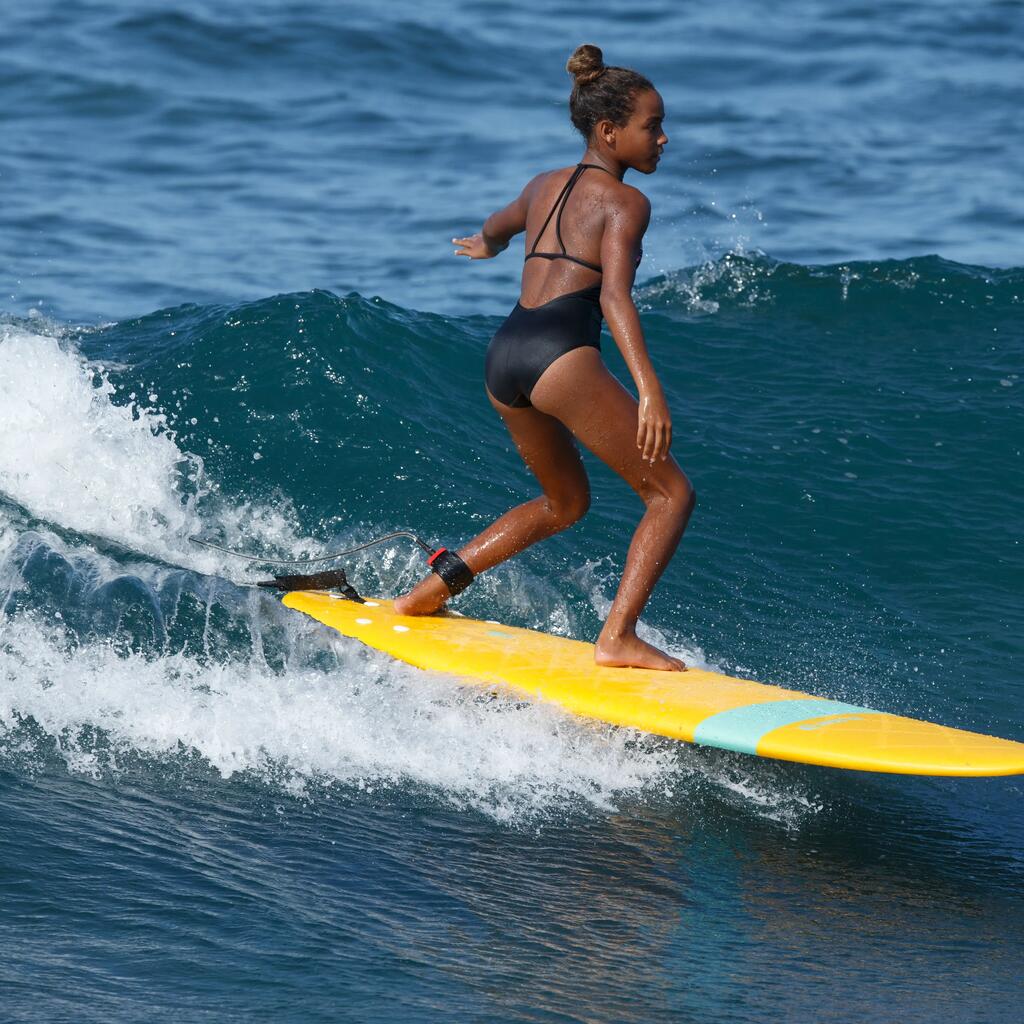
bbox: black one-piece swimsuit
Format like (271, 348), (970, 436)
(484, 163), (641, 409)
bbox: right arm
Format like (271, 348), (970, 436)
(453, 176), (540, 259)
(599, 189), (673, 464)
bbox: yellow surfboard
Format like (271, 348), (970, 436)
(282, 591), (1024, 777)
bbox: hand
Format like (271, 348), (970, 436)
(636, 387), (672, 464)
(452, 233), (502, 259)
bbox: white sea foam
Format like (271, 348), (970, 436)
(0, 324), (305, 581)
(0, 613), (686, 821)
(0, 326), (821, 827)
(0, 610), (824, 825)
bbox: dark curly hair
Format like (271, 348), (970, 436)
(566, 44), (654, 140)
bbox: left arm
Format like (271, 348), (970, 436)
(599, 189), (673, 464)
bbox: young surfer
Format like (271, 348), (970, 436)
(395, 44), (695, 671)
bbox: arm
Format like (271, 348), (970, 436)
(599, 190), (672, 463)
(453, 178), (535, 259)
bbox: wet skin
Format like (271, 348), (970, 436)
(394, 89), (696, 672)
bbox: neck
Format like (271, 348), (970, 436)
(581, 148), (625, 180)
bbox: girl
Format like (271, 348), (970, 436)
(395, 44), (695, 672)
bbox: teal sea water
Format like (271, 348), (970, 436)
(2, 2), (1022, 1022)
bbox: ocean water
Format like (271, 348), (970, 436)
(2, 2), (1022, 1022)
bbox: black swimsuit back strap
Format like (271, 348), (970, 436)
(528, 163), (587, 258)
(527, 163), (613, 273)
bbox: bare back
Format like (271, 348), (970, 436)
(519, 165), (617, 308)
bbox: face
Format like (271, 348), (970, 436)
(605, 89), (667, 174)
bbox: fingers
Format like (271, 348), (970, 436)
(637, 418), (654, 463)
(638, 417), (658, 464)
(452, 234), (481, 258)
(636, 414), (672, 464)
(656, 421), (672, 462)
(638, 419), (655, 464)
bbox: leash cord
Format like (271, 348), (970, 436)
(189, 531), (433, 566)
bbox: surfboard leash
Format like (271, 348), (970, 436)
(188, 532), (475, 599)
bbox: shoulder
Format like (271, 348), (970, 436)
(611, 181), (651, 219)
(604, 181), (650, 232)
(522, 166), (573, 198)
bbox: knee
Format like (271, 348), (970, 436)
(546, 488), (590, 531)
(679, 476), (697, 516)
(645, 471), (696, 519)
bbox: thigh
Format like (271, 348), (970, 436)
(529, 347), (689, 500)
(486, 386), (590, 504)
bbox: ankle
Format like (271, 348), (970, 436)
(598, 622), (636, 643)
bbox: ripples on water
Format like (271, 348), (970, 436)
(3, 1), (1023, 321)
(2, 254), (1021, 1020)
(3, 1), (1023, 1020)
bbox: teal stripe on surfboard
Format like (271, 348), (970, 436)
(693, 699), (875, 754)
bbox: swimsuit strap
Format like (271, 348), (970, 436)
(528, 164), (584, 258)
(526, 163), (615, 273)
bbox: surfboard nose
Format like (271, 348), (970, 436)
(755, 712), (1024, 776)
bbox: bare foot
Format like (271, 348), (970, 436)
(594, 629), (687, 671)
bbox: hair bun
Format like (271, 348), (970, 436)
(566, 44), (606, 87)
